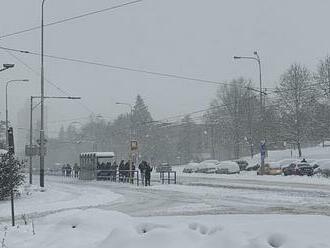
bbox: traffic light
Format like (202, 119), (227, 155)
(8, 127), (15, 155)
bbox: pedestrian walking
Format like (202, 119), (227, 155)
(66, 164), (72, 177)
(62, 164), (66, 177)
(138, 160), (147, 185)
(73, 163), (80, 178)
(119, 160), (125, 182)
(145, 162), (153, 186)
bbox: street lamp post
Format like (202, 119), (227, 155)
(29, 96), (81, 185)
(5, 79), (29, 148)
(40, 0), (46, 188)
(233, 51), (265, 172)
(116, 102), (133, 183)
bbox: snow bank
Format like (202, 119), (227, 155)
(2, 209), (330, 248)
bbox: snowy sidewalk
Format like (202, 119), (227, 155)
(0, 180), (122, 221)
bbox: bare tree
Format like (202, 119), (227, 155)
(275, 63), (317, 157)
(315, 55), (330, 96)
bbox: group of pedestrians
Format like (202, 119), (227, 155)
(118, 160), (135, 183)
(62, 159), (153, 185)
(97, 161), (118, 181)
(61, 163), (80, 177)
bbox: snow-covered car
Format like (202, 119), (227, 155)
(275, 159), (300, 169)
(246, 163), (260, 171)
(312, 159), (330, 177)
(215, 161), (240, 174)
(182, 162), (200, 173)
(195, 160), (220, 173)
(257, 162), (282, 175)
(234, 160), (248, 170)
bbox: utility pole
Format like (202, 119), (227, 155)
(40, 0), (46, 188)
(29, 97), (33, 184)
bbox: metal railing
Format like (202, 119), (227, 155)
(159, 171), (177, 184)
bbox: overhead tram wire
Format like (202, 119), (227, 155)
(0, 0), (143, 39)
(0, 45), (267, 94)
(4, 49), (96, 115)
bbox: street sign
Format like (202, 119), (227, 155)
(36, 139), (47, 145)
(7, 127), (15, 155)
(131, 140), (138, 151)
(25, 145), (38, 156)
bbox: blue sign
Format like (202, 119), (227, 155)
(260, 142), (266, 156)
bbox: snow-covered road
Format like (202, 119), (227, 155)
(52, 175), (330, 217)
(2, 173), (330, 224)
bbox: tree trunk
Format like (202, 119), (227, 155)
(297, 142), (302, 157)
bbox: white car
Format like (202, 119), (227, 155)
(313, 159), (330, 176)
(183, 162), (200, 173)
(215, 161), (240, 174)
(195, 160), (220, 173)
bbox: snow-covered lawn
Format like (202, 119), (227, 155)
(2, 208), (330, 248)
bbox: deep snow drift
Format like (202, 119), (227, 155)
(2, 208), (330, 248)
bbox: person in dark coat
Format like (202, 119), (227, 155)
(66, 164), (72, 177)
(139, 160), (147, 185)
(124, 161), (130, 182)
(119, 160), (125, 182)
(111, 161), (118, 181)
(62, 164), (66, 177)
(145, 162), (153, 186)
(73, 163), (80, 178)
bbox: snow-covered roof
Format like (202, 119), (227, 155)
(80, 152), (115, 158)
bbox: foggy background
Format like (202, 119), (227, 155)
(1, 0), (330, 145)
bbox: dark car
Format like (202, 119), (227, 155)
(283, 162), (314, 176)
(246, 163), (260, 171)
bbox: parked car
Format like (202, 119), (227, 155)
(183, 162), (200, 173)
(282, 162), (314, 176)
(246, 163), (260, 171)
(215, 161), (240, 174)
(235, 160), (248, 170)
(195, 160), (220, 174)
(275, 159), (300, 169)
(312, 160), (330, 177)
(156, 162), (172, 173)
(257, 162), (282, 175)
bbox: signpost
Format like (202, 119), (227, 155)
(260, 141), (266, 175)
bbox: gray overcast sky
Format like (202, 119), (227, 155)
(1, 0), (330, 136)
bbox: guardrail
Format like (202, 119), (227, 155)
(96, 170), (140, 186)
(159, 171), (176, 184)
(32, 168), (177, 186)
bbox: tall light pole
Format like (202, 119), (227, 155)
(233, 51), (266, 171)
(40, 0), (46, 187)
(5, 79), (29, 148)
(116, 102), (133, 182)
(29, 96), (81, 185)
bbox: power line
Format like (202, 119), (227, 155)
(0, 0), (142, 39)
(0, 45), (266, 94)
(4, 49), (96, 115)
